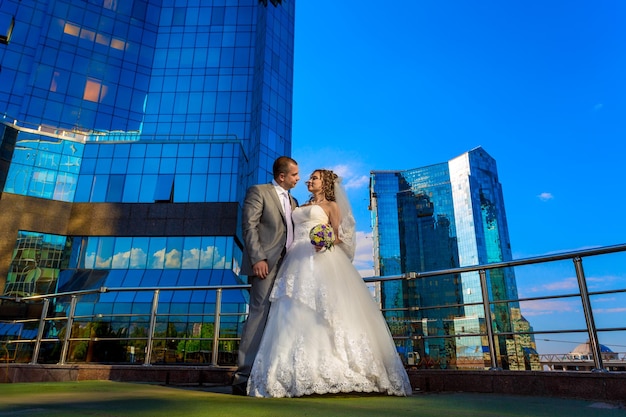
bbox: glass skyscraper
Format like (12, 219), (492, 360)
(0, 0), (295, 365)
(370, 147), (538, 370)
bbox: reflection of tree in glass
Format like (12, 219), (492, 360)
(177, 323), (214, 361)
(68, 321), (128, 362)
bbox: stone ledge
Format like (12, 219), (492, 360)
(2, 365), (625, 404)
(0, 364), (234, 386)
(410, 369), (626, 403)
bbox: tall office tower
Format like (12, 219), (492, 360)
(370, 147), (538, 370)
(0, 0), (295, 365)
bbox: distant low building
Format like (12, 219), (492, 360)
(541, 341), (625, 372)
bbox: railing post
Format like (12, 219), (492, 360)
(479, 269), (500, 370)
(30, 298), (50, 364)
(211, 288), (222, 366)
(144, 289), (160, 366)
(58, 295), (77, 365)
(573, 256), (606, 372)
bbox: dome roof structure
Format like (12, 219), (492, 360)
(570, 341), (613, 354)
(569, 341), (618, 360)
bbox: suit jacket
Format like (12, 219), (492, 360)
(240, 183), (297, 276)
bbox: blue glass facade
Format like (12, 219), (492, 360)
(371, 147), (530, 369)
(0, 0), (295, 365)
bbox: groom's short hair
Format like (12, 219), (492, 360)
(273, 156), (297, 179)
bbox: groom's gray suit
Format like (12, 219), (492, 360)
(233, 182), (296, 387)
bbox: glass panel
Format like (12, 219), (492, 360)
(191, 156), (209, 174)
(213, 237), (227, 269)
(122, 269), (144, 287)
(91, 175), (108, 202)
(80, 238), (95, 269)
(111, 238), (131, 268)
(130, 237), (149, 269)
(159, 270), (179, 286)
(139, 175), (157, 202)
(129, 143), (146, 158)
(206, 174), (219, 201)
(144, 158), (160, 174)
(104, 270), (126, 287)
(148, 238), (166, 269)
(199, 237), (216, 269)
(189, 174), (206, 202)
(122, 175), (141, 203)
(182, 237), (201, 269)
(106, 175), (125, 202)
(177, 270), (197, 286)
(53, 172), (77, 201)
(154, 174), (174, 202)
(95, 237), (114, 268)
(164, 237), (183, 269)
(140, 270), (161, 287)
(173, 174), (190, 202)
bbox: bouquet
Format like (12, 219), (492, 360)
(309, 224), (334, 250)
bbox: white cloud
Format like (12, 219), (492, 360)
(543, 277), (578, 291)
(537, 192), (554, 202)
(595, 307), (626, 313)
(330, 164), (369, 190)
(519, 299), (578, 317)
(330, 164), (352, 178)
(523, 274), (626, 295)
(344, 175), (369, 190)
(353, 231), (374, 277)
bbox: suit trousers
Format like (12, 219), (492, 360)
(233, 263), (281, 385)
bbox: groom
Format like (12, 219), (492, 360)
(232, 156), (299, 395)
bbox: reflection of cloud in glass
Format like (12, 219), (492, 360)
(200, 245), (226, 269)
(165, 248), (181, 268)
(84, 251), (95, 268)
(111, 250), (130, 268)
(87, 243), (231, 270)
(183, 248), (201, 268)
(96, 255), (111, 268)
(151, 248), (165, 268)
(130, 248), (147, 268)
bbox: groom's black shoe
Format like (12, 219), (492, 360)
(231, 382), (247, 396)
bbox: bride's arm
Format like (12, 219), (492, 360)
(327, 201), (343, 245)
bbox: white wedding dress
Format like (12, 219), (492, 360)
(247, 205), (412, 398)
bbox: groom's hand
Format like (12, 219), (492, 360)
(253, 260), (269, 279)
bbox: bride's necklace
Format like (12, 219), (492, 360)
(311, 197), (326, 205)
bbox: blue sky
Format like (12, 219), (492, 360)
(288, 1), (626, 355)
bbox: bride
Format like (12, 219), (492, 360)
(247, 169), (412, 398)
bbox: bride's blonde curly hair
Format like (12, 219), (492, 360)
(310, 169), (338, 202)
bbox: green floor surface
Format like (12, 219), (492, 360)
(0, 381), (624, 417)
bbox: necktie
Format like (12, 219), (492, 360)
(282, 191), (293, 249)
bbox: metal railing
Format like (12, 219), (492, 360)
(366, 243), (626, 371)
(1, 243), (626, 370)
